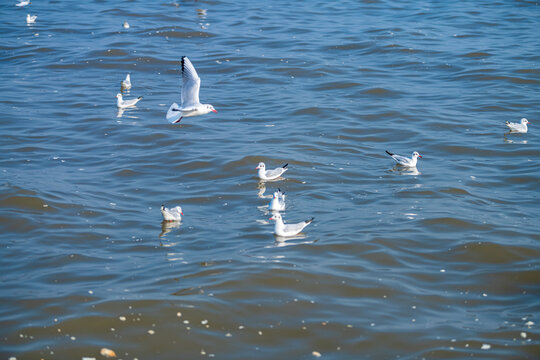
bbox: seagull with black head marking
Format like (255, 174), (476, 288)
(167, 56), (217, 124)
(385, 150), (422, 168)
(268, 188), (286, 211)
(121, 74), (131, 90)
(269, 213), (313, 237)
(26, 14), (37, 24)
(116, 93), (142, 108)
(161, 204), (183, 221)
(256, 162), (288, 181)
(505, 118), (530, 133)
(16, 0), (31, 7)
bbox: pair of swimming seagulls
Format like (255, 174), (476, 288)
(116, 56), (218, 123)
(383, 119), (531, 167)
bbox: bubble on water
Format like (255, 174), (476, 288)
(481, 344), (491, 350)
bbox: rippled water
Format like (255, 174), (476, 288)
(1, 0), (539, 359)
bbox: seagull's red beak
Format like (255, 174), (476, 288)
(212, 109), (217, 113)
(419, 155), (422, 158)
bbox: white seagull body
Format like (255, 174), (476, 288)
(505, 118), (529, 133)
(269, 188), (286, 211)
(121, 74), (131, 90)
(161, 205), (183, 221)
(269, 213), (313, 237)
(167, 56), (217, 124)
(256, 162), (288, 181)
(17, 0), (31, 7)
(26, 14), (37, 23)
(123, 21), (130, 29)
(386, 150), (422, 167)
(116, 93), (142, 108)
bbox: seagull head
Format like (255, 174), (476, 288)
(521, 118), (530, 125)
(206, 104), (217, 113)
(174, 206), (184, 215)
(116, 93), (122, 99)
(269, 213), (282, 221)
(413, 151), (422, 158)
(256, 162), (265, 170)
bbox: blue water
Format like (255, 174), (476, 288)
(1, 0), (539, 359)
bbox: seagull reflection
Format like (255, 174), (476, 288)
(503, 134), (527, 144)
(271, 234), (315, 247)
(257, 182), (273, 199)
(159, 220), (181, 237)
(391, 165), (421, 176)
(197, 9), (207, 19)
(117, 108), (124, 118)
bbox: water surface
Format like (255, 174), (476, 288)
(1, 0), (539, 359)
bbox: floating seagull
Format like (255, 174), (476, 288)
(123, 21), (130, 29)
(26, 14), (36, 24)
(269, 188), (286, 211)
(161, 204), (183, 221)
(269, 213), (313, 237)
(256, 162), (288, 181)
(16, 0), (31, 7)
(121, 74), (131, 90)
(505, 118), (530, 133)
(167, 56), (217, 124)
(116, 93), (142, 108)
(385, 150), (422, 167)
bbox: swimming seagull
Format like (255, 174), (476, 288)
(167, 56), (217, 124)
(161, 204), (183, 221)
(26, 14), (37, 24)
(505, 118), (530, 133)
(116, 93), (142, 108)
(123, 21), (130, 29)
(256, 162), (288, 181)
(121, 74), (131, 90)
(269, 213), (313, 237)
(385, 150), (422, 167)
(269, 188), (286, 211)
(16, 0), (31, 7)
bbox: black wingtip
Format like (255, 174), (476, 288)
(307, 217), (315, 224)
(385, 150), (393, 156)
(138, 96), (143, 100)
(282, 163), (288, 168)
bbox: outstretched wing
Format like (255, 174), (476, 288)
(167, 103), (182, 123)
(181, 56), (201, 109)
